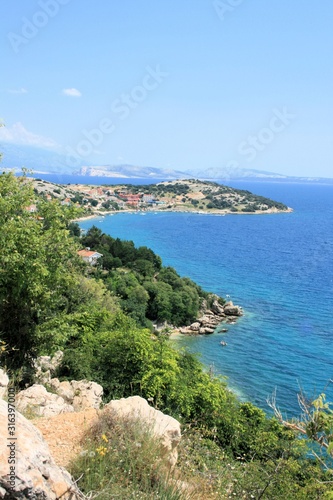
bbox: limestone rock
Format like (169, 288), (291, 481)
(211, 299), (226, 316)
(105, 396), (181, 469)
(224, 301), (242, 316)
(0, 399), (81, 499)
(50, 379), (103, 410)
(0, 369), (9, 399)
(189, 322), (201, 331)
(71, 380), (103, 411)
(16, 379), (103, 417)
(198, 326), (215, 334)
(34, 351), (64, 385)
(49, 379), (74, 403)
(15, 385), (74, 418)
(202, 327), (215, 334)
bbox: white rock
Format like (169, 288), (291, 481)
(211, 299), (226, 315)
(71, 380), (103, 411)
(15, 384), (74, 418)
(189, 322), (201, 331)
(106, 395), (181, 469)
(54, 380), (75, 403)
(0, 399), (81, 499)
(0, 369), (9, 399)
(224, 301), (242, 316)
(34, 351), (64, 384)
(16, 378), (103, 417)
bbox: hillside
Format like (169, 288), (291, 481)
(31, 177), (292, 215)
(128, 179), (292, 213)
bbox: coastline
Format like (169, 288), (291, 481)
(154, 298), (243, 340)
(73, 206), (293, 222)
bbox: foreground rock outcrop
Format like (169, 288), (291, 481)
(2, 368), (181, 497)
(34, 396), (182, 472)
(16, 379), (103, 417)
(15, 384), (74, 418)
(0, 399), (81, 499)
(0, 369), (8, 400)
(49, 379), (103, 411)
(105, 396), (181, 469)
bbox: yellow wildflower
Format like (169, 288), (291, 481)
(96, 446), (108, 457)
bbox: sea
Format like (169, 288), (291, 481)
(36, 173), (333, 417)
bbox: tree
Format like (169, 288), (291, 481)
(68, 221), (81, 237)
(0, 172), (81, 377)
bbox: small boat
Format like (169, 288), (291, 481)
(220, 341), (227, 347)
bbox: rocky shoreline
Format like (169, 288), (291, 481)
(158, 296), (243, 337)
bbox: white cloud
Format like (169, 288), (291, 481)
(7, 88), (28, 94)
(62, 88), (82, 97)
(0, 122), (58, 149)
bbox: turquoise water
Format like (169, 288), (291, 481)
(79, 182), (333, 416)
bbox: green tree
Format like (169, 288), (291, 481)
(0, 172), (81, 377)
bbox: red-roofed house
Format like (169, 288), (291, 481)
(61, 198), (71, 206)
(77, 248), (103, 265)
(25, 204), (37, 213)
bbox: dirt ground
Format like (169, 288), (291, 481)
(33, 408), (100, 468)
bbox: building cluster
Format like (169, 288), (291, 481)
(31, 181), (168, 213)
(116, 190), (158, 208)
(74, 186), (165, 209)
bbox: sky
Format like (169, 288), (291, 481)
(1, 0), (333, 178)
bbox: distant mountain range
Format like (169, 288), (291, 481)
(0, 144), (187, 179)
(78, 164), (188, 179)
(1, 142), (333, 184)
(0, 143), (77, 175)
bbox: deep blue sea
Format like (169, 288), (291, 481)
(77, 180), (333, 417)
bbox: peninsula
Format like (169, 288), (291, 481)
(32, 178), (292, 215)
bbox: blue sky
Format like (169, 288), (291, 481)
(1, 0), (333, 177)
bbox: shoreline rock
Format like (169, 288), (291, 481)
(176, 299), (242, 336)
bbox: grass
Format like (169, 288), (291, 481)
(69, 412), (255, 499)
(69, 409), (186, 499)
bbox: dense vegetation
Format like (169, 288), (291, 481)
(0, 172), (332, 498)
(79, 225), (213, 327)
